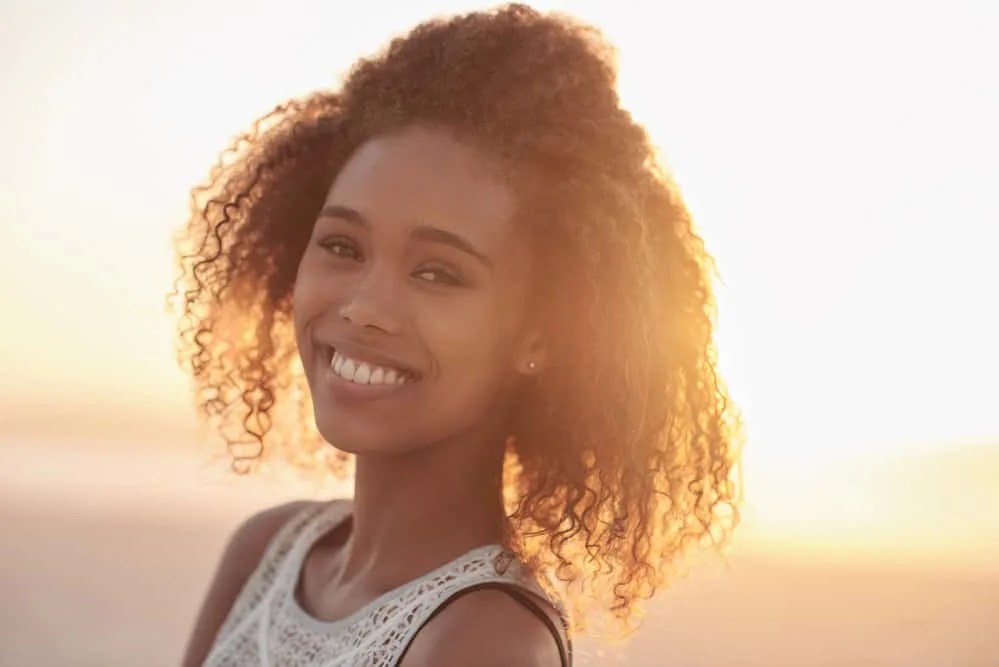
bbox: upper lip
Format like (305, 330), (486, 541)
(320, 338), (422, 378)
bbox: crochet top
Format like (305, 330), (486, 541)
(202, 500), (571, 666)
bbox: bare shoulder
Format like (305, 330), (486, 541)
(226, 500), (319, 566)
(401, 588), (564, 667)
(180, 499), (318, 667)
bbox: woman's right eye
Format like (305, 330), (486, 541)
(317, 237), (362, 261)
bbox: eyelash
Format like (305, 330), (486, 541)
(316, 236), (466, 287)
(318, 237), (362, 261)
(413, 266), (464, 287)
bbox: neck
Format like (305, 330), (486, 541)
(339, 434), (508, 585)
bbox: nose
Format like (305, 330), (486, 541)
(338, 266), (403, 335)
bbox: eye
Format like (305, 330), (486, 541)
(317, 236), (362, 261)
(413, 265), (464, 287)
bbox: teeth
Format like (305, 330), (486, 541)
(354, 363), (371, 384)
(329, 350), (410, 386)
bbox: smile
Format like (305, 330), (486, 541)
(329, 348), (417, 386)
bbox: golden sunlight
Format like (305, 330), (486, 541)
(1, 4), (998, 664)
(3, 2), (998, 664)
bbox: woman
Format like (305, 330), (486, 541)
(173, 4), (740, 666)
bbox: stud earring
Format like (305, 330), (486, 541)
(527, 361), (536, 370)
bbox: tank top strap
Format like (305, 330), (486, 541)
(214, 500), (348, 647)
(395, 548), (573, 667)
(270, 500), (353, 593)
(498, 564), (573, 667)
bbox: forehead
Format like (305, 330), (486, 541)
(326, 127), (517, 248)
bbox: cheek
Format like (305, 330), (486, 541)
(292, 255), (333, 354)
(418, 295), (515, 398)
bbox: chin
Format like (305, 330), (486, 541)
(313, 406), (419, 457)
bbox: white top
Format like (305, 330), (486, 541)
(202, 500), (571, 666)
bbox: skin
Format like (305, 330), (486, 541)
(182, 126), (559, 666)
(294, 124), (538, 459)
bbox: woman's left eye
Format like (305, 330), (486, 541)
(413, 267), (464, 287)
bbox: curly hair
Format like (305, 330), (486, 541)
(170, 3), (741, 637)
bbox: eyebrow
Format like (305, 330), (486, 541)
(319, 204), (367, 226)
(318, 205), (493, 269)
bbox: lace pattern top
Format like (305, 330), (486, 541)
(202, 500), (572, 666)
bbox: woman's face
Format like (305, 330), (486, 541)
(293, 126), (538, 456)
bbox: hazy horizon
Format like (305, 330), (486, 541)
(3, 480), (997, 667)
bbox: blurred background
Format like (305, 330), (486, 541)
(1, 1), (997, 665)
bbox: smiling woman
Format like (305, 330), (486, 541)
(169, 4), (741, 667)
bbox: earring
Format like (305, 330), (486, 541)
(527, 360), (536, 370)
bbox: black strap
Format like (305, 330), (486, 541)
(395, 581), (572, 667)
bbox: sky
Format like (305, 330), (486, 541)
(1, 0), (997, 565)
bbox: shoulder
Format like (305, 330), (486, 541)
(226, 499), (320, 566)
(401, 588), (564, 667)
(180, 500), (319, 667)
(212, 499), (320, 588)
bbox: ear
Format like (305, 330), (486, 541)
(514, 326), (547, 376)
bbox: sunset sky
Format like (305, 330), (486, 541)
(2, 0), (997, 567)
